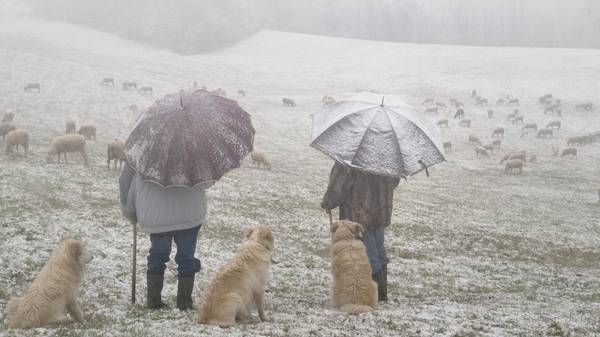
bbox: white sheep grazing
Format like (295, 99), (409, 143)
(78, 124), (96, 140)
(1, 122), (17, 141)
(504, 159), (524, 174)
(47, 134), (88, 165)
(107, 139), (126, 170)
(250, 151), (271, 170)
(5, 129), (29, 156)
(475, 146), (489, 158)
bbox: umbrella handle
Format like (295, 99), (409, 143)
(418, 160), (430, 177)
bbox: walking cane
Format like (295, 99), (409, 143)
(327, 209), (333, 230)
(131, 223), (137, 304)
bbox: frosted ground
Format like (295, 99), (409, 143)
(1, 15), (600, 337)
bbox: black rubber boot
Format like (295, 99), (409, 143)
(373, 266), (388, 302)
(380, 265), (388, 302)
(176, 276), (195, 310)
(147, 272), (167, 310)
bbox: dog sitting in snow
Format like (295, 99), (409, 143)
(197, 225), (274, 327)
(7, 238), (93, 328)
(330, 220), (377, 314)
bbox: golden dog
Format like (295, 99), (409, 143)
(330, 220), (377, 314)
(7, 238), (92, 328)
(197, 225), (274, 327)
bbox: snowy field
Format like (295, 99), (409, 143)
(1, 15), (600, 337)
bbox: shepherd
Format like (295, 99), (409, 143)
(119, 90), (254, 310)
(311, 93), (445, 302)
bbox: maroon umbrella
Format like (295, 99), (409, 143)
(125, 89), (254, 187)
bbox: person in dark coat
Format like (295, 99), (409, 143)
(321, 162), (400, 302)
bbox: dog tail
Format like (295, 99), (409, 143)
(340, 304), (374, 315)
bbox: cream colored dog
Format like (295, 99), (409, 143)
(7, 238), (92, 328)
(330, 220), (377, 314)
(198, 225), (274, 327)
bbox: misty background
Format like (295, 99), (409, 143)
(21, 0), (600, 54)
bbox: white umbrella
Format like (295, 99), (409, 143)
(311, 92), (445, 178)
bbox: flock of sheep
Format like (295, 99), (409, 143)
(420, 91), (599, 179)
(1, 79), (598, 201)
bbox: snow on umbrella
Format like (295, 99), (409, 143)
(125, 89), (255, 187)
(310, 92), (445, 178)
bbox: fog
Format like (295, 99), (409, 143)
(26, 0), (600, 53)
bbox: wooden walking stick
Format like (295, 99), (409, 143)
(131, 223), (137, 304)
(327, 209), (333, 230)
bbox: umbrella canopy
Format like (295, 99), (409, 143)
(310, 92), (445, 178)
(125, 89), (254, 187)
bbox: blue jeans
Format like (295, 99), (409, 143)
(147, 225), (201, 277)
(362, 227), (389, 274)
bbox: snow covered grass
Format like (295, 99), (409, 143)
(1, 16), (600, 337)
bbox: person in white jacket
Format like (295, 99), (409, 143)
(120, 164), (213, 310)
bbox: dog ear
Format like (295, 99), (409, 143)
(330, 221), (340, 234)
(244, 227), (254, 239)
(68, 241), (82, 258)
(352, 223), (364, 239)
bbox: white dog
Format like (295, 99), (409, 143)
(7, 238), (92, 328)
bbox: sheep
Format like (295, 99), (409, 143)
(78, 124), (96, 140)
(561, 147), (577, 159)
(238, 89), (247, 97)
(492, 139), (501, 149)
(122, 81), (137, 90)
(5, 129), (29, 156)
(575, 102), (593, 111)
(483, 143), (495, 154)
(496, 99), (505, 106)
(24, 83), (40, 92)
(100, 78), (115, 86)
(437, 119), (449, 128)
(138, 86), (153, 95)
(47, 134), (88, 165)
(425, 107), (438, 114)
(507, 98), (520, 106)
(443, 141), (452, 153)
(107, 139), (126, 170)
(566, 136), (583, 146)
(435, 102), (447, 109)
(500, 151), (526, 165)
(0, 122), (17, 141)
(536, 128), (553, 139)
(454, 108), (464, 119)
(522, 123), (538, 132)
(282, 98), (296, 107)
(459, 119), (471, 127)
(468, 134), (481, 145)
(546, 121), (561, 130)
(250, 151), (271, 170)
(322, 95), (336, 106)
(504, 159), (524, 174)
(475, 146), (489, 158)
(511, 116), (524, 124)
(475, 97), (488, 106)
(492, 127), (504, 138)
(487, 110), (494, 119)
(2, 112), (14, 123)
(65, 121), (76, 134)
